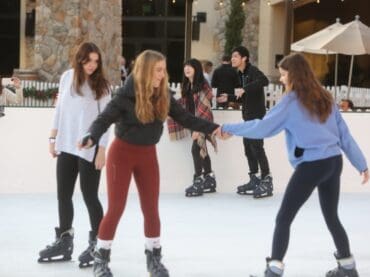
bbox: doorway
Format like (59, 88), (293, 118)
(0, 0), (20, 76)
(122, 0), (187, 82)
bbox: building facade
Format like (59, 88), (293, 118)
(1, 0), (368, 85)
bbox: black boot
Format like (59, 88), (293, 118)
(254, 175), (273, 199)
(145, 247), (169, 277)
(78, 231), (97, 268)
(202, 172), (216, 193)
(38, 227), (74, 263)
(326, 253), (358, 277)
(264, 257), (284, 277)
(237, 173), (260, 195)
(185, 175), (204, 197)
(93, 248), (113, 277)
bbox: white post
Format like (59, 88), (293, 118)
(347, 55), (354, 98)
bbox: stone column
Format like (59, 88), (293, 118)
(19, 0), (27, 69)
(35, 0), (122, 85)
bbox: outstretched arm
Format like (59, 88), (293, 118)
(168, 95), (219, 134)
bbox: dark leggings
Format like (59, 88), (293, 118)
(243, 138), (270, 178)
(191, 140), (212, 176)
(57, 152), (103, 236)
(98, 138), (161, 240)
(271, 155), (351, 260)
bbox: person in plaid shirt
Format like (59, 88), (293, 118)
(181, 58), (217, 197)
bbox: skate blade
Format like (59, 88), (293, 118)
(237, 190), (254, 195)
(203, 188), (216, 193)
(253, 192), (273, 199)
(38, 255), (72, 263)
(79, 262), (93, 268)
(185, 192), (203, 197)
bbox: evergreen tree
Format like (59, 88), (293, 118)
(224, 0), (246, 55)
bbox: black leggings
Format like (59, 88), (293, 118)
(243, 138), (270, 178)
(57, 152), (103, 236)
(191, 140), (212, 177)
(271, 155), (351, 260)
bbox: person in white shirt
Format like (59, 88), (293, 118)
(0, 76), (23, 117)
(38, 42), (111, 268)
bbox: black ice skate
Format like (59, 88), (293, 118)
(185, 175), (204, 197)
(78, 231), (97, 268)
(145, 247), (169, 277)
(326, 253), (359, 277)
(237, 173), (260, 195)
(38, 227), (74, 263)
(253, 175), (273, 199)
(202, 172), (216, 193)
(93, 248), (113, 277)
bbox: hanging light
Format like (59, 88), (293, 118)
(316, 0), (320, 3)
(172, 0), (176, 3)
(242, 1), (246, 7)
(219, 0), (224, 7)
(193, 0), (198, 4)
(267, 0), (271, 6)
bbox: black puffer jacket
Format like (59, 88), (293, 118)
(88, 75), (219, 145)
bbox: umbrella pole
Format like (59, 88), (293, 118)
(347, 55), (354, 99)
(334, 53), (338, 101)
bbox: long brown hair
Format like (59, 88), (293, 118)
(133, 50), (169, 124)
(279, 53), (333, 122)
(72, 42), (109, 100)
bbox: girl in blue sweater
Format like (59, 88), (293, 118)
(221, 53), (368, 277)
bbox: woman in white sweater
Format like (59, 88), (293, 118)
(38, 42), (111, 268)
(0, 77), (23, 116)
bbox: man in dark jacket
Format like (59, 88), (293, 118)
(230, 46), (273, 198)
(211, 55), (240, 109)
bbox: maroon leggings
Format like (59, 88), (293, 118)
(98, 138), (161, 240)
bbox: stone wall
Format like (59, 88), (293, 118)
(214, 0), (260, 64)
(34, 0), (122, 84)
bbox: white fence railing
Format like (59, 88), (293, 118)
(8, 80), (370, 111)
(264, 84), (370, 110)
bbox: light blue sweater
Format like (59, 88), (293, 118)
(222, 92), (367, 172)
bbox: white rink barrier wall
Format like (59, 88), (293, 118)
(1, 108), (370, 194)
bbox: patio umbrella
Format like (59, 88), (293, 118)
(291, 18), (342, 54)
(319, 15), (370, 97)
(291, 18), (343, 98)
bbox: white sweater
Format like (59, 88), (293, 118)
(0, 87), (23, 105)
(52, 69), (110, 162)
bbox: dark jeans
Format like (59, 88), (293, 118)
(191, 140), (212, 177)
(243, 138), (270, 178)
(271, 155), (351, 260)
(57, 152), (103, 236)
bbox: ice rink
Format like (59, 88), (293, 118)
(1, 192), (369, 277)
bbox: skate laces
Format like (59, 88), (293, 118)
(95, 257), (112, 274)
(151, 254), (168, 274)
(81, 244), (95, 256)
(46, 237), (63, 249)
(193, 177), (203, 188)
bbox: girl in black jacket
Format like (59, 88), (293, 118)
(80, 50), (219, 277)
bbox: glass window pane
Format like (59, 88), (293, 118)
(124, 21), (165, 38)
(167, 0), (186, 16)
(167, 21), (185, 39)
